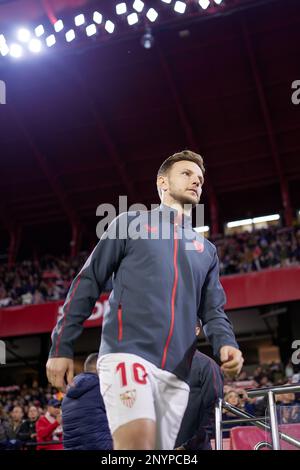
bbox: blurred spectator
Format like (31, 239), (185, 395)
(9, 405), (24, 437)
(36, 399), (63, 450)
(62, 353), (113, 450)
(18, 405), (39, 447)
(0, 404), (14, 449)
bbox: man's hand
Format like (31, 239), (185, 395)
(46, 357), (74, 390)
(220, 346), (244, 378)
(56, 413), (62, 425)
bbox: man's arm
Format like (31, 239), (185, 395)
(47, 213), (127, 388)
(198, 246), (243, 377)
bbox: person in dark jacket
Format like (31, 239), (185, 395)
(175, 323), (224, 450)
(18, 405), (39, 449)
(62, 353), (113, 450)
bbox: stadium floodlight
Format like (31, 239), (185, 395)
(75, 14), (85, 26)
(86, 24), (97, 36)
(35, 25), (45, 37)
(174, 1), (186, 13)
(0, 36), (9, 56)
(54, 19), (64, 32)
(0, 44), (9, 56)
(127, 13), (139, 26)
(65, 29), (75, 42)
(161, 0), (172, 3)
(146, 8), (158, 22)
(46, 34), (56, 47)
(133, 0), (144, 13)
(116, 3), (127, 15)
(214, 0), (223, 4)
(28, 38), (42, 53)
(17, 28), (31, 42)
(141, 28), (154, 49)
(194, 226), (210, 233)
(253, 214), (280, 224)
(199, 0), (210, 9)
(9, 43), (23, 58)
(105, 21), (115, 34)
(227, 218), (253, 228)
(93, 11), (103, 24)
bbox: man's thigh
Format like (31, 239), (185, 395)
(98, 353), (156, 436)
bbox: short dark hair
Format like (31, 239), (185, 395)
(84, 353), (98, 373)
(156, 150), (205, 199)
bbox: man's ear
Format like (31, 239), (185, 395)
(157, 175), (168, 193)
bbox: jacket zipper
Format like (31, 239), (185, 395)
(161, 223), (179, 369)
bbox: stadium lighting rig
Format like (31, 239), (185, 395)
(0, 0), (225, 60)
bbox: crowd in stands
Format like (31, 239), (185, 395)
(0, 362), (299, 450)
(215, 225), (300, 276)
(0, 381), (64, 450)
(222, 362), (300, 437)
(1, 225), (300, 308)
(0, 254), (88, 308)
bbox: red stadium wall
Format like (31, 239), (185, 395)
(1, 267), (300, 338)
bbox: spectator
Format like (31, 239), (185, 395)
(0, 405), (14, 449)
(36, 399), (63, 450)
(18, 405), (39, 448)
(9, 405), (24, 438)
(62, 353), (113, 450)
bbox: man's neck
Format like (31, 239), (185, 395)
(161, 201), (192, 217)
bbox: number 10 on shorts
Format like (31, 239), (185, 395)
(116, 362), (148, 387)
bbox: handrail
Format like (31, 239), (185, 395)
(215, 384), (300, 451)
(247, 384), (300, 397)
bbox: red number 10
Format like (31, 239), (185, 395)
(116, 362), (147, 387)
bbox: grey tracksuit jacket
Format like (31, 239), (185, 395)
(50, 204), (238, 382)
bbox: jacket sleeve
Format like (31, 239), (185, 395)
(198, 246), (239, 359)
(49, 213), (128, 358)
(36, 418), (59, 441)
(17, 421), (31, 442)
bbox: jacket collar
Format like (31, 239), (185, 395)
(159, 203), (193, 228)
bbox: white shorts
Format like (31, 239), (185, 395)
(97, 353), (189, 450)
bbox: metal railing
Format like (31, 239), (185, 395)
(215, 384), (300, 450)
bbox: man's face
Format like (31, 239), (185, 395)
(48, 405), (61, 417)
(28, 406), (39, 420)
(159, 160), (204, 207)
(11, 406), (23, 422)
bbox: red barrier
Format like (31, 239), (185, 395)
(1, 267), (300, 338)
(230, 424), (300, 450)
(0, 294), (109, 338)
(221, 266), (300, 309)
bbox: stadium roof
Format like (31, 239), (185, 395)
(0, 0), (300, 253)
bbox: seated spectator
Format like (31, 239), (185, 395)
(10, 405), (24, 438)
(62, 353), (113, 450)
(222, 391), (246, 438)
(0, 405), (15, 449)
(18, 405), (40, 448)
(36, 399), (63, 450)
